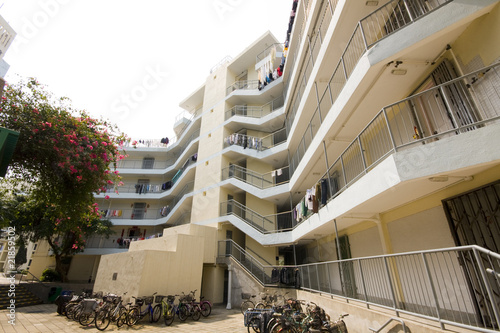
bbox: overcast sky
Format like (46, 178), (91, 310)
(1, 0), (291, 141)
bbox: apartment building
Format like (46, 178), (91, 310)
(89, 0), (500, 331)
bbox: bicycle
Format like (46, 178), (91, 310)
(241, 292), (257, 314)
(161, 294), (188, 326)
(258, 291), (290, 310)
(191, 289), (212, 317)
(126, 292), (159, 326)
(78, 298), (100, 326)
(179, 291), (201, 321)
(94, 293), (128, 331)
(323, 313), (349, 332)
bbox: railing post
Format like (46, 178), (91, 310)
(358, 21), (369, 50)
(402, 0), (415, 22)
(439, 86), (461, 132)
(383, 257), (400, 315)
(357, 136), (368, 172)
(472, 247), (500, 328)
(421, 252), (444, 329)
(358, 259), (369, 306)
(383, 108), (398, 151)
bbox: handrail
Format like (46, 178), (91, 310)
(226, 80), (260, 95)
(369, 318), (408, 333)
(221, 164), (290, 189)
(218, 241), (500, 332)
(225, 95), (285, 120)
(18, 271), (49, 287)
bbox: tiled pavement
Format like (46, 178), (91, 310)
(0, 303), (249, 333)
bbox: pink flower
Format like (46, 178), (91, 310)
(104, 195), (110, 200)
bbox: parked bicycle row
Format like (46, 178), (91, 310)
(55, 289), (212, 331)
(242, 292), (348, 333)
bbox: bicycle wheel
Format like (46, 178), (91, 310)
(191, 304), (201, 321)
(116, 312), (127, 328)
(164, 305), (175, 326)
(200, 302), (211, 317)
(79, 311), (96, 326)
(95, 310), (111, 331)
(247, 316), (261, 333)
(241, 300), (254, 314)
(178, 305), (188, 321)
(65, 303), (76, 319)
(127, 307), (140, 326)
(255, 302), (267, 310)
(152, 304), (162, 323)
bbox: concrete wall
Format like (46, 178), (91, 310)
(93, 227), (207, 298)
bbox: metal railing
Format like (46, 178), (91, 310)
(101, 181), (194, 221)
(173, 107), (203, 138)
(226, 80), (260, 95)
(210, 55), (232, 74)
(221, 164), (290, 189)
(224, 127), (287, 151)
(117, 129), (200, 170)
(287, 0), (453, 175)
(218, 240), (500, 332)
(225, 95), (285, 120)
(218, 240), (277, 286)
(315, 63), (500, 201)
(256, 43), (285, 62)
(220, 200), (294, 234)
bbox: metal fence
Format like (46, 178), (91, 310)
(218, 239), (500, 332)
(221, 164), (290, 189)
(225, 95), (285, 120)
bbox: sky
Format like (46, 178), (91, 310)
(1, 0), (292, 141)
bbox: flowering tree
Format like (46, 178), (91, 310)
(0, 77), (132, 281)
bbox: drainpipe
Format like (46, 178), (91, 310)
(226, 264), (232, 310)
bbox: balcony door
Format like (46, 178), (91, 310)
(411, 59), (478, 139)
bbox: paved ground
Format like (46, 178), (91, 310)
(0, 303), (249, 333)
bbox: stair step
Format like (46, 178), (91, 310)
(0, 284), (44, 309)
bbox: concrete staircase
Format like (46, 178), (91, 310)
(0, 284), (44, 309)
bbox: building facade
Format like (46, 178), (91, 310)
(33, 0), (500, 331)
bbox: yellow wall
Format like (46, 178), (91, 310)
(245, 236), (277, 265)
(452, 3), (500, 67)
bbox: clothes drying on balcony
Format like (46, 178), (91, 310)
(101, 209), (122, 218)
(225, 133), (263, 150)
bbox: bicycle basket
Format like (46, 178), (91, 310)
(155, 295), (165, 303)
(135, 298), (144, 306)
(241, 293), (251, 300)
(144, 296), (154, 304)
(185, 295), (193, 302)
(167, 295), (175, 302)
(81, 299), (97, 314)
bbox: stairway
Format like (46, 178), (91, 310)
(0, 284), (44, 309)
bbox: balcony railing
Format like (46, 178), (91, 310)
(117, 129), (200, 170)
(101, 181), (195, 221)
(218, 240), (500, 333)
(225, 95), (285, 120)
(226, 80), (260, 95)
(288, 0), (453, 176)
(224, 128), (287, 152)
(221, 165), (289, 189)
(256, 43), (284, 62)
(220, 200), (294, 233)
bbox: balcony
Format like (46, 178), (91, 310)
(225, 95), (284, 121)
(220, 63), (500, 235)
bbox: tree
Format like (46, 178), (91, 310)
(0, 77), (132, 281)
